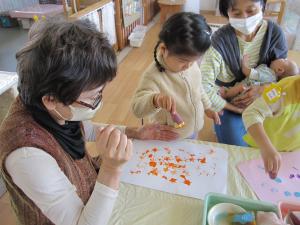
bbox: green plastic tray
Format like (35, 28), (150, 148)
(202, 193), (278, 225)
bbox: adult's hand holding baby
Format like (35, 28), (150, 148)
(231, 85), (263, 108)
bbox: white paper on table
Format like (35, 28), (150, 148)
(121, 140), (228, 199)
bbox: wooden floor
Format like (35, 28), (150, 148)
(0, 13), (248, 224)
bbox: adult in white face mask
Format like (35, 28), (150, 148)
(0, 20), (180, 225)
(200, 0), (288, 146)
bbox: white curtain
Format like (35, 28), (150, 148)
(281, 0), (300, 50)
(101, 1), (116, 45)
(80, 1), (116, 46)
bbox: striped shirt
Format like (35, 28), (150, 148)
(200, 20), (268, 112)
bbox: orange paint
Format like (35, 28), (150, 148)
(180, 175), (186, 180)
(169, 178), (177, 183)
(149, 161), (157, 167)
(184, 179), (191, 186)
(163, 167), (168, 172)
(175, 156), (182, 163)
(200, 157), (206, 164)
(189, 157), (195, 162)
(164, 156), (171, 161)
(162, 175), (168, 180)
(152, 148), (158, 152)
(168, 163), (175, 168)
(148, 168), (158, 176)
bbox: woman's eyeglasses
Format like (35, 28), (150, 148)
(75, 91), (103, 110)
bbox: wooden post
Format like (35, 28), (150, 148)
(142, 0), (149, 25)
(277, 0), (286, 24)
(114, 0), (125, 50)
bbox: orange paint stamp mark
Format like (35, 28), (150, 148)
(199, 157), (206, 164)
(184, 179), (191, 186)
(171, 170), (177, 175)
(180, 175), (187, 180)
(149, 161), (157, 167)
(168, 163), (175, 168)
(189, 157), (195, 162)
(148, 168), (158, 176)
(175, 156), (182, 163)
(152, 148), (158, 152)
(169, 178), (177, 183)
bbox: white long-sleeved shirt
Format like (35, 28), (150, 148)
(5, 121), (125, 225)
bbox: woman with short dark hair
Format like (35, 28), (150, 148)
(200, 0), (288, 146)
(0, 20), (179, 225)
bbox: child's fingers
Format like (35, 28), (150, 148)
(267, 160), (273, 173)
(161, 97), (167, 109)
(171, 98), (176, 114)
(272, 156), (281, 177)
(96, 127), (104, 137)
(215, 114), (221, 125)
(166, 96), (172, 112)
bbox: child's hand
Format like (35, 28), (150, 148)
(242, 55), (251, 77)
(153, 93), (176, 113)
(261, 147), (282, 179)
(224, 102), (244, 114)
(205, 109), (221, 125)
(219, 86), (227, 98)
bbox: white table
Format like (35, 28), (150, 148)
(0, 71), (18, 95)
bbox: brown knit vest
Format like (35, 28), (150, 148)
(0, 98), (98, 225)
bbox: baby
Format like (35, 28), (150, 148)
(220, 56), (299, 100)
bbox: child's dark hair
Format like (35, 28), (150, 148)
(154, 12), (212, 72)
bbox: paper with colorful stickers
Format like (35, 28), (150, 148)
(238, 151), (300, 204)
(120, 140), (228, 199)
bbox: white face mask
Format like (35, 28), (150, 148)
(69, 101), (102, 121)
(229, 11), (263, 35)
(55, 101), (102, 121)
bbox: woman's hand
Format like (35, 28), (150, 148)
(137, 123), (179, 141)
(96, 125), (132, 173)
(231, 85), (264, 108)
(261, 147), (282, 179)
(153, 93), (176, 114)
(205, 109), (221, 125)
